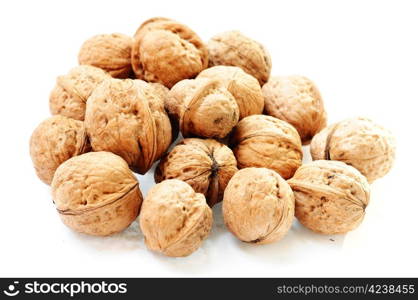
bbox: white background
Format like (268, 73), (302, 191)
(0, 0), (417, 277)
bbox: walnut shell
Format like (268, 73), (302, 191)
(139, 179), (212, 257)
(223, 168), (294, 244)
(231, 115), (302, 179)
(29, 115), (90, 185)
(155, 138), (238, 207)
(132, 17), (208, 88)
(197, 66), (264, 119)
(51, 152), (143, 236)
(85, 78), (172, 174)
(78, 33), (133, 78)
(288, 160), (370, 234)
(166, 78), (239, 138)
(207, 31), (272, 85)
(262, 75), (327, 144)
(49, 65), (109, 121)
(310, 117), (396, 182)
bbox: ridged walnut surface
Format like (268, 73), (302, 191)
(49, 65), (109, 121)
(132, 17), (208, 88)
(85, 78), (172, 174)
(155, 138), (238, 207)
(139, 179), (213, 257)
(262, 75), (327, 144)
(207, 31), (271, 85)
(51, 152), (143, 236)
(166, 78), (239, 138)
(310, 117), (396, 182)
(78, 33), (133, 78)
(223, 168), (295, 244)
(288, 160), (370, 234)
(29, 115), (90, 185)
(197, 66), (264, 119)
(231, 115), (303, 179)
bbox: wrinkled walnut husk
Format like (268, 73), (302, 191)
(85, 78), (172, 174)
(132, 17), (208, 88)
(78, 33), (133, 78)
(30, 115), (90, 185)
(155, 138), (238, 207)
(223, 167), (294, 244)
(310, 117), (396, 182)
(288, 160), (370, 234)
(262, 75), (327, 144)
(197, 66), (264, 119)
(139, 179), (212, 257)
(166, 78), (239, 138)
(207, 31), (272, 85)
(231, 115), (302, 179)
(51, 152), (143, 236)
(49, 65), (109, 121)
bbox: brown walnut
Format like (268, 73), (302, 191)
(49, 65), (109, 121)
(139, 179), (212, 257)
(78, 33), (133, 78)
(262, 75), (327, 144)
(29, 115), (90, 185)
(310, 117), (396, 182)
(155, 138), (238, 207)
(166, 78), (239, 138)
(85, 78), (172, 174)
(51, 152), (143, 236)
(207, 30), (272, 85)
(132, 17), (208, 88)
(197, 66), (264, 119)
(230, 115), (302, 179)
(223, 168), (295, 244)
(288, 160), (370, 234)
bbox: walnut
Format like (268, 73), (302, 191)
(78, 33), (133, 78)
(166, 78), (239, 138)
(288, 160), (370, 234)
(49, 65), (109, 121)
(155, 138), (238, 207)
(310, 117), (396, 182)
(223, 168), (294, 244)
(262, 75), (327, 144)
(85, 78), (172, 174)
(197, 66), (264, 119)
(230, 115), (302, 179)
(207, 31), (272, 85)
(29, 115), (90, 185)
(139, 179), (212, 257)
(132, 17), (208, 88)
(51, 152), (143, 236)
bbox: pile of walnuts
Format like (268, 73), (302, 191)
(30, 17), (396, 257)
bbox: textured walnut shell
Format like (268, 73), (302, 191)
(132, 17), (208, 88)
(29, 115), (90, 185)
(223, 168), (294, 244)
(288, 160), (370, 234)
(49, 65), (109, 121)
(262, 75), (327, 144)
(231, 115), (302, 179)
(155, 138), (238, 207)
(310, 117), (396, 182)
(139, 179), (212, 257)
(197, 66), (264, 119)
(78, 33), (133, 78)
(85, 78), (172, 174)
(51, 152), (143, 236)
(207, 31), (271, 85)
(167, 78), (239, 138)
